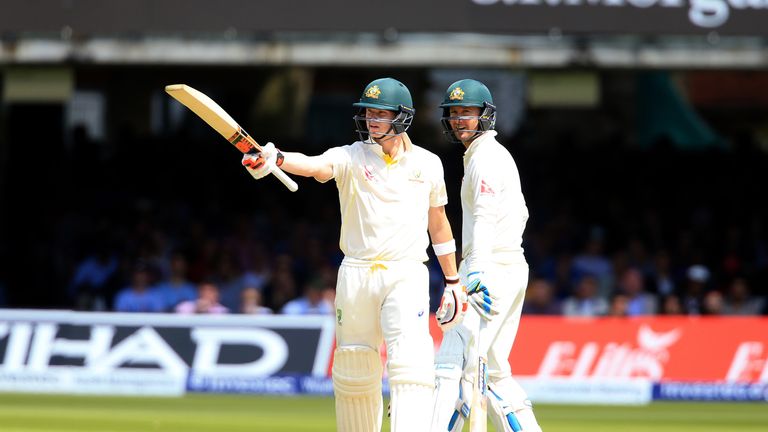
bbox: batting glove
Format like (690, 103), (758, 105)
(242, 142), (283, 180)
(436, 278), (468, 331)
(466, 272), (499, 321)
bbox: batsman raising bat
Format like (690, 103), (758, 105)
(430, 80), (543, 432)
(242, 77), (461, 432)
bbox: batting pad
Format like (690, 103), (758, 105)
(332, 345), (383, 432)
(430, 363), (466, 432)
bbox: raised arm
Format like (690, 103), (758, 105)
(279, 151), (334, 182)
(242, 143), (334, 183)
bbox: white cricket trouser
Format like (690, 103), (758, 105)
(335, 257), (435, 431)
(460, 261), (529, 386)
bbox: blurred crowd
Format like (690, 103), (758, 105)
(57, 205), (344, 316)
(56, 209), (768, 317)
(1, 131), (767, 318)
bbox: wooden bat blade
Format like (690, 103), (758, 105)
(165, 84), (297, 192)
(166, 84), (261, 154)
(165, 84), (244, 143)
(470, 319), (488, 432)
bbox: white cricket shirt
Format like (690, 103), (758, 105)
(461, 131), (528, 273)
(321, 135), (448, 262)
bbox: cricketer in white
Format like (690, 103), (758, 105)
(242, 77), (460, 432)
(430, 79), (543, 432)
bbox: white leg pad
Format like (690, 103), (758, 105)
(332, 345), (383, 432)
(388, 359), (435, 432)
(431, 322), (481, 431)
(430, 363), (464, 432)
(514, 410), (543, 432)
(487, 378), (542, 432)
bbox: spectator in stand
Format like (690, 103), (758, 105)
(607, 292), (629, 317)
(649, 250), (676, 297)
(175, 280), (229, 314)
(660, 294), (684, 315)
(241, 243), (272, 293)
(69, 241), (120, 311)
(281, 278), (334, 315)
(211, 252), (252, 312)
(240, 287), (273, 315)
(722, 277), (765, 315)
(152, 252), (197, 312)
(681, 264), (710, 315)
(113, 264), (164, 312)
(522, 277), (561, 315)
(616, 267), (657, 315)
(533, 251), (573, 299)
(264, 256), (299, 312)
(323, 286), (336, 308)
(702, 290), (725, 315)
(572, 228), (614, 298)
(561, 274), (609, 317)
(187, 234), (219, 284)
(626, 237), (654, 278)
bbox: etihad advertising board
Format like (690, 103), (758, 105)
(0, 310), (334, 395)
(1, 310), (767, 401)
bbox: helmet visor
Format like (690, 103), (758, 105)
(440, 104), (496, 144)
(353, 107), (413, 141)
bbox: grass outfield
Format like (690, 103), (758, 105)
(0, 393), (766, 431)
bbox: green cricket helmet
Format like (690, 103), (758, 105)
(353, 78), (415, 140)
(439, 79), (496, 144)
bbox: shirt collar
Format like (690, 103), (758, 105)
(369, 132), (412, 165)
(464, 130), (498, 157)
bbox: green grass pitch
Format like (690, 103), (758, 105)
(0, 393), (766, 431)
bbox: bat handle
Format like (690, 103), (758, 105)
(272, 166), (299, 192)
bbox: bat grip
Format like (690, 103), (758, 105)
(272, 166), (299, 192)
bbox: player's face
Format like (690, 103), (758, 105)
(199, 283), (219, 303)
(448, 106), (482, 143)
(365, 108), (396, 140)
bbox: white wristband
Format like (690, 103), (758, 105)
(432, 240), (456, 257)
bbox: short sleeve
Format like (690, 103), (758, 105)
(429, 155), (448, 208)
(320, 146), (352, 184)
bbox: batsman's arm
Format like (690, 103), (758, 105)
(466, 160), (498, 275)
(428, 205), (459, 278)
(430, 205), (468, 330)
(278, 151), (335, 183)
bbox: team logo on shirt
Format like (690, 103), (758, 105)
(480, 179), (495, 195)
(449, 86), (465, 101)
(365, 85), (381, 99)
(408, 169), (424, 183)
(363, 165), (375, 181)
(336, 308), (343, 325)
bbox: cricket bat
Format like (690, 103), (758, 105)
(469, 319), (488, 432)
(165, 84), (298, 192)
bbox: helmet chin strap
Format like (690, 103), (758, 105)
(466, 130), (484, 145)
(369, 124), (399, 144)
(455, 129), (484, 147)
